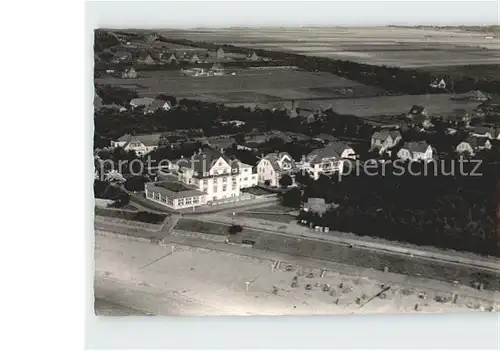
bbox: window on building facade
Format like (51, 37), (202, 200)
(154, 193), (160, 200)
(244, 177), (248, 181)
(185, 197), (192, 205)
(213, 186), (218, 193)
(223, 177), (228, 183)
(222, 185), (227, 192)
(178, 198), (185, 206)
(168, 198), (173, 206)
(232, 183), (236, 190)
(161, 194), (167, 203)
(203, 179), (208, 185)
(193, 197), (199, 204)
(203, 187), (208, 193)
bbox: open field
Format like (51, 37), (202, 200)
(226, 93), (482, 118)
(160, 27), (500, 68)
(94, 68), (383, 102)
(94, 234), (499, 315)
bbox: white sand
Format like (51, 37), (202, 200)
(94, 235), (498, 316)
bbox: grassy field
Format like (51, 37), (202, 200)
(95, 68), (382, 102)
(160, 27), (500, 68)
(227, 93), (482, 119)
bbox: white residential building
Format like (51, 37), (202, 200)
(302, 143), (356, 179)
(238, 162), (258, 188)
(175, 148), (243, 202)
(397, 141), (434, 162)
(111, 133), (162, 156)
(257, 152), (297, 187)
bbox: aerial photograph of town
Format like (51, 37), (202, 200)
(93, 24), (500, 316)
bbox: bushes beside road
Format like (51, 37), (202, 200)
(95, 207), (167, 225)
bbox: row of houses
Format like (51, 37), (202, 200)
(371, 128), (495, 157)
(105, 46), (266, 66)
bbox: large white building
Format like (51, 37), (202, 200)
(257, 152), (297, 187)
(173, 148), (257, 203)
(302, 142), (356, 179)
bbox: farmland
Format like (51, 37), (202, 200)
(94, 67), (384, 102)
(159, 27), (500, 68)
(226, 93), (483, 119)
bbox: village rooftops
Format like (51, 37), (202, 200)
(464, 135), (490, 149)
(401, 141), (431, 153)
(117, 133), (163, 147)
(146, 181), (205, 199)
(372, 130), (401, 141)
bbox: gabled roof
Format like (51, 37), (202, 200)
(179, 147), (238, 175)
(372, 130), (401, 141)
(401, 141), (431, 154)
(408, 105), (426, 116)
(117, 133), (163, 147)
(146, 99), (170, 113)
(307, 142), (352, 164)
(463, 135), (490, 148)
(263, 152), (296, 172)
(130, 97), (155, 107)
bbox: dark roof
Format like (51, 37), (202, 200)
(146, 99), (170, 113)
(264, 152), (296, 172)
(178, 147), (238, 175)
(401, 141), (430, 153)
(117, 133), (163, 147)
(469, 126), (493, 135)
(372, 130), (401, 141)
(463, 136), (490, 148)
(146, 181), (205, 199)
(307, 142), (352, 164)
(408, 105), (426, 116)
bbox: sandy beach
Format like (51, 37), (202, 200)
(94, 234), (499, 316)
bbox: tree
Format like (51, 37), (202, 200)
(280, 187), (302, 208)
(279, 174), (293, 188)
(125, 175), (149, 192)
(105, 170), (126, 186)
(155, 94), (177, 106)
(234, 133), (246, 145)
(228, 224), (243, 235)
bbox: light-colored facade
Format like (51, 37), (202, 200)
(145, 181), (207, 210)
(238, 162), (258, 188)
(370, 130), (402, 153)
(175, 149), (244, 202)
(456, 137), (492, 155)
(112, 133), (161, 156)
(257, 152), (296, 187)
(397, 142), (434, 162)
(302, 143), (356, 179)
